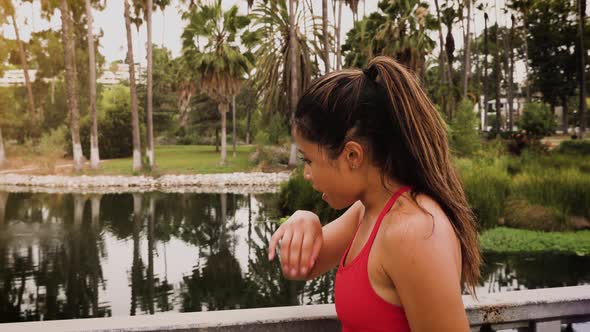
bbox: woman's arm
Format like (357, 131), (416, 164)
(269, 200), (364, 280)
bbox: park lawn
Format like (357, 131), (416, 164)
(94, 145), (256, 175)
(480, 227), (590, 256)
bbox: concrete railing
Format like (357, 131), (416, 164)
(1, 286), (589, 332)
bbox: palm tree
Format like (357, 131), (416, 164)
(0, 127), (4, 168)
(182, 0), (251, 165)
(60, 0), (83, 171)
(85, 0), (100, 169)
(462, 0), (472, 99)
(246, 1), (319, 121)
(578, 0), (587, 137)
(322, 0), (330, 73)
(288, 0), (299, 166)
(146, 0), (155, 168)
(125, 0), (142, 171)
(1, 0), (37, 135)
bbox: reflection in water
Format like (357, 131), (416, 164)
(0, 191), (588, 324)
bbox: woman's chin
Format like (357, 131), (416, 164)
(322, 193), (353, 210)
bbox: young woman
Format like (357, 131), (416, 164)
(268, 56), (480, 331)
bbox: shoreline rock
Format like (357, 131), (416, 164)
(0, 172), (291, 194)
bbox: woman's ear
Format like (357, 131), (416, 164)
(343, 141), (364, 170)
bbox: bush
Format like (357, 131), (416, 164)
(555, 140), (590, 156)
(79, 85), (144, 159)
(456, 158), (512, 230)
(503, 198), (568, 231)
(511, 169), (590, 219)
(517, 102), (556, 138)
(449, 99), (481, 157)
(277, 167), (343, 224)
(249, 144), (289, 169)
(506, 131), (550, 156)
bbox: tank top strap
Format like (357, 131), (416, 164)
(366, 186), (411, 247)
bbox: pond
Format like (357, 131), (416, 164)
(0, 191), (588, 325)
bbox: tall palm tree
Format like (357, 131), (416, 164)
(125, 0), (142, 171)
(245, 0), (319, 153)
(462, 0), (472, 99)
(579, 0), (587, 137)
(322, 0), (330, 74)
(0, 127), (4, 168)
(322, 0), (330, 73)
(288, 0), (298, 166)
(182, 0), (251, 165)
(85, 0), (100, 169)
(146, 0), (155, 168)
(1, 0), (37, 135)
(60, 0), (83, 171)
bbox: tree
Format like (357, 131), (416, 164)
(181, 0), (251, 165)
(462, 0), (472, 99)
(146, 0), (155, 168)
(244, 1), (319, 147)
(288, 0), (298, 166)
(60, 0), (83, 171)
(578, 0), (587, 137)
(322, 0), (330, 73)
(0, 0), (39, 136)
(1, 0), (37, 135)
(85, 0), (99, 169)
(125, 0), (142, 171)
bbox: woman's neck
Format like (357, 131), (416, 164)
(359, 167), (404, 223)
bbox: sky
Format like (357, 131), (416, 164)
(1, 0), (530, 81)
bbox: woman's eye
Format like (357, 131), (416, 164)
(299, 156), (311, 164)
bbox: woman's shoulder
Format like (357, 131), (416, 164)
(379, 192), (461, 272)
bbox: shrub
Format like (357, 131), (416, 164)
(449, 99), (481, 157)
(517, 102), (556, 138)
(249, 144), (289, 169)
(79, 85), (145, 159)
(511, 169), (590, 219)
(277, 167), (342, 224)
(555, 140), (590, 156)
(503, 198), (568, 231)
(456, 158), (512, 230)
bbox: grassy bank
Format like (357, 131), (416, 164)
(95, 145), (256, 175)
(480, 227), (590, 255)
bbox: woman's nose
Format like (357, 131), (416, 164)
(304, 164), (312, 180)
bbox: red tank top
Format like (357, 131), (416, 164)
(335, 186), (411, 332)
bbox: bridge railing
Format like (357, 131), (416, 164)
(1, 285), (588, 332)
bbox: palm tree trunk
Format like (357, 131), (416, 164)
(322, 0), (330, 73)
(246, 104), (252, 145)
(336, 0), (342, 70)
(220, 103), (228, 165)
(146, 0), (155, 168)
(484, 13), (489, 131)
(434, 0), (452, 118)
(494, 22), (502, 134)
(0, 127), (5, 168)
(508, 14), (515, 132)
(579, 0), (587, 137)
(125, 0), (142, 171)
(232, 95), (237, 157)
(462, 0), (472, 99)
(86, 0), (100, 169)
(60, 0), (83, 172)
(10, 12), (37, 134)
(289, 0), (299, 166)
(562, 95), (569, 133)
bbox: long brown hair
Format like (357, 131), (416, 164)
(293, 56), (480, 293)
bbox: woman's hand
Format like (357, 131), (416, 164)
(268, 210), (323, 280)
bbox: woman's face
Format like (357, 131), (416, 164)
(293, 130), (364, 210)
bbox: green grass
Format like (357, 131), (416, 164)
(480, 227), (590, 256)
(92, 145), (256, 175)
